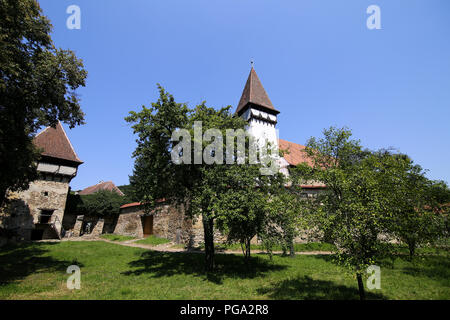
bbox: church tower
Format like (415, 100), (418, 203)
(236, 67), (280, 149)
(0, 122), (83, 241)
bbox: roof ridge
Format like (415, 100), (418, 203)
(235, 67), (279, 115)
(35, 126), (50, 138)
(278, 138), (312, 167)
(33, 121), (83, 164)
(279, 138), (306, 148)
(249, 67), (253, 105)
(57, 121), (82, 163)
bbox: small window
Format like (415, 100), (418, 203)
(43, 191), (49, 196)
(39, 209), (54, 224)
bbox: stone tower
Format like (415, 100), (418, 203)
(236, 67), (280, 149)
(1, 122), (83, 240)
(236, 67), (290, 175)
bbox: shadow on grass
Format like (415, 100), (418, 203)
(122, 251), (287, 284)
(257, 275), (387, 300)
(308, 251), (450, 293)
(400, 255), (450, 283)
(0, 242), (82, 285)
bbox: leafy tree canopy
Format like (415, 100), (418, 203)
(0, 0), (87, 205)
(290, 126), (445, 300)
(65, 190), (127, 217)
(125, 86), (284, 270)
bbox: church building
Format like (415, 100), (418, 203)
(113, 67), (325, 244)
(1, 67), (323, 245)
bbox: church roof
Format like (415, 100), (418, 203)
(79, 181), (124, 196)
(279, 139), (327, 189)
(120, 198), (166, 209)
(278, 139), (314, 167)
(236, 67), (280, 115)
(33, 121), (83, 164)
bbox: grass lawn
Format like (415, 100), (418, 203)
(135, 235), (171, 246)
(0, 241), (448, 300)
(100, 234), (136, 242)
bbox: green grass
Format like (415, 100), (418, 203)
(135, 235), (171, 246)
(392, 244), (450, 256)
(100, 234), (136, 242)
(0, 241), (448, 300)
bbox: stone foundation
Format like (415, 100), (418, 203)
(113, 203), (232, 247)
(91, 219), (104, 236)
(73, 215), (84, 236)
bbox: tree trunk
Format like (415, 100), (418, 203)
(357, 273), (366, 300)
(281, 245), (287, 256)
(202, 214), (215, 272)
(289, 239), (295, 258)
(245, 238), (251, 260)
(287, 233), (295, 258)
(408, 241), (416, 259)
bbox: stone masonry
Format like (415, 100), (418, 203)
(1, 179), (70, 240)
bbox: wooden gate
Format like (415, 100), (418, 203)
(143, 216), (153, 237)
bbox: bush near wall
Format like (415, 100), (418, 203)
(66, 190), (128, 217)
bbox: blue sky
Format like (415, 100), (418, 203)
(38, 0), (450, 190)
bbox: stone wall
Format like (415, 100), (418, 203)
(0, 178), (70, 240)
(114, 203), (195, 242)
(113, 194), (327, 247)
(73, 215), (84, 236)
(90, 219), (104, 237)
(114, 210), (145, 238)
(114, 203), (230, 247)
(152, 203), (195, 244)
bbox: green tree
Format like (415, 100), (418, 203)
(125, 85), (190, 208)
(126, 87), (249, 271)
(80, 190), (126, 217)
(0, 0), (87, 205)
(269, 188), (308, 257)
(213, 161), (285, 262)
(178, 103), (251, 270)
(66, 190), (126, 217)
(293, 127), (404, 300)
(117, 184), (138, 203)
(386, 159), (449, 258)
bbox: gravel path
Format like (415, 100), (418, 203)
(96, 238), (334, 256)
(39, 236), (333, 255)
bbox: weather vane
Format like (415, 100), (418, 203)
(251, 58), (254, 68)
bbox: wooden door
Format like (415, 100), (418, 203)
(143, 216), (153, 237)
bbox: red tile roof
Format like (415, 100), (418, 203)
(120, 202), (142, 209)
(33, 121), (83, 164)
(236, 67), (280, 115)
(279, 139), (314, 167)
(120, 199), (166, 209)
(79, 181), (125, 196)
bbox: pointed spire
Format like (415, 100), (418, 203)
(236, 67), (279, 115)
(34, 121), (83, 164)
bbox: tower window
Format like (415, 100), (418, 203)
(39, 209), (54, 224)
